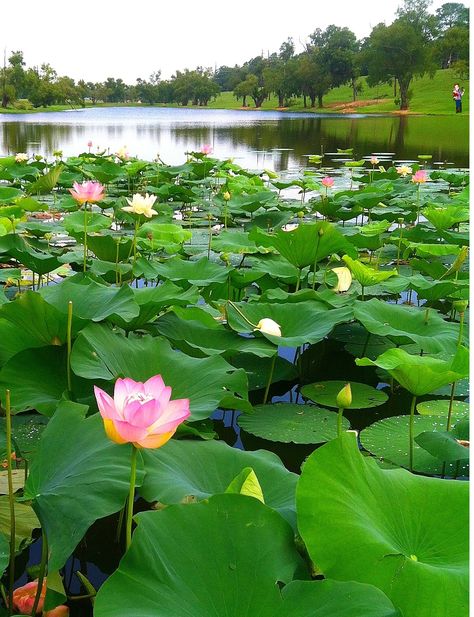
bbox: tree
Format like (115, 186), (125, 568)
(363, 19), (435, 109)
(434, 25), (469, 67)
(435, 2), (469, 30)
(263, 39), (298, 107)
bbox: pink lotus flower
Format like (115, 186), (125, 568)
(69, 181), (105, 205)
(370, 156), (379, 166)
(412, 170), (428, 184)
(87, 140), (93, 148)
(12, 579), (46, 614)
(201, 144), (213, 155)
(321, 177), (335, 188)
(94, 376), (190, 448)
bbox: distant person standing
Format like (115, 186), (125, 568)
(452, 83), (465, 113)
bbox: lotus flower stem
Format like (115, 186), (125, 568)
(30, 534), (48, 616)
(67, 301), (73, 392)
(132, 219), (140, 265)
(263, 354), (277, 405)
(408, 395), (417, 472)
(115, 504), (125, 544)
(457, 311), (465, 347)
(5, 390), (15, 616)
(227, 301), (257, 329)
(125, 445), (138, 550)
(311, 232), (323, 291)
(83, 204), (89, 273)
(337, 407), (344, 437)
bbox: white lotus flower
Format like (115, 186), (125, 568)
(122, 193), (158, 218)
(116, 145), (130, 160)
(15, 153), (28, 163)
(396, 165), (412, 177)
(332, 267), (352, 292)
(254, 318), (282, 337)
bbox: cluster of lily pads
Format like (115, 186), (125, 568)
(0, 147), (469, 616)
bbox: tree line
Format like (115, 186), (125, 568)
(1, 0), (469, 112)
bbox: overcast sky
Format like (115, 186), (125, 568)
(2, 0), (450, 83)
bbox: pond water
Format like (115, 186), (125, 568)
(0, 107), (469, 170)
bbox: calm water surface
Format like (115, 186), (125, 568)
(0, 107), (469, 170)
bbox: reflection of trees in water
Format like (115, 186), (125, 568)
(0, 115), (468, 168)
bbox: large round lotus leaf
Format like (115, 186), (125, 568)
(416, 399), (469, 417)
(94, 494), (302, 617)
(434, 378), (469, 397)
(238, 403), (349, 443)
(360, 415), (469, 476)
(297, 432), (469, 617)
(98, 470), (397, 617)
(63, 211), (111, 234)
(353, 299), (461, 355)
(276, 580), (399, 617)
(146, 255), (231, 286)
(139, 439), (297, 526)
(356, 346), (469, 396)
(415, 431), (469, 462)
(301, 381), (388, 410)
(23, 401), (143, 571)
(226, 300), (353, 347)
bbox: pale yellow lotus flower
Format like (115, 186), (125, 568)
(396, 165), (412, 177)
(116, 145), (130, 160)
(15, 152), (28, 163)
(332, 267), (352, 292)
(122, 193), (158, 218)
(254, 318), (282, 337)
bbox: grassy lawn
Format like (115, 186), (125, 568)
(0, 69), (468, 116)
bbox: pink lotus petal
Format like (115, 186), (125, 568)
(135, 430), (176, 449)
(112, 420), (148, 443)
(148, 398), (190, 434)
(114, 378), (144, 410)
(143, 374), (166, 399)
(94, 387), (117, 420)
(126, 398), (162, 428)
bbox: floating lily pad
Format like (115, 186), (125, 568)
(360, 415), (469, 475)
(238, 403), (348, 444)
(301, 381), (388, 410)
(416, 400), (469, 417)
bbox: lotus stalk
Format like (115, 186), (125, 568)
(67, 301), (73, 392)
(5, 390), (15, 616)
(263, 354), (277, 405)
(408, 395), (417, 472)
(30, 537), (48, 616)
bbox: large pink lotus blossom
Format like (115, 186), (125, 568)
(321, 176), (335, 188)
(412, 169), (428, 184)
(69, 181), (105, 205)
(201, 144), (213, 155)
(12, 579), (46, 614)
(94, 376), (190, 448)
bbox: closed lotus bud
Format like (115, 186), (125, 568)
(223, 191), (231, 201)
(331, 267), (352, 293)
(453, 300), (468, 313)
(254, 318), (282, 337)
(297, 211), (305, 219)
(336, 383), (352, 409)
(318, 227), (325, 236)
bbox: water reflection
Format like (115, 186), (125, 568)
(0, 107), (468, 170)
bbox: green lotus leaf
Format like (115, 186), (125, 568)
(146, 256), (231, 286)
(110, 281), (200, 330)
(250, 222), (357, 269)
(360, 415), (468, 475)
(139, 439), (297, 525)
(353, 299), (461, 354)
(39, 274), (139, 323)
(225, 467), (264, 502)
(246, 254), (299, 282)
(82, 160), (125, 183)
(211, 229), (264, 254)
(296, 432), (469, 617)
(0, 234), (61, 275)
(342, 255), (397, 287)
(226, 300), (353, 347)
(63, 211), (112, 234)
(0, 186), (24, 203)
(0, 497), (39, 552)
(238, 403), (349, 443)
(356, 346), (469, 396)
(86, 233), (133, 261)
(231, 353), (297, 390)
(23, 401), (142, 571)
(416, 399), (469, 417)
(301, 380), (388, 409)
(154, 310), (275, 358)
(26, 164), (63, 194)
(136, 222), (192, 245)
(422, 205), (469, 230)
(415, 431), (469, 462)
(70, 322), (249, 419)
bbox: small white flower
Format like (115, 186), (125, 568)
(15, 152), (28, 163)
(254, 318), (282, 337)
(396, 165), (412, 177)
(122, 193), (158, 218)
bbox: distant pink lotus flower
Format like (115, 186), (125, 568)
(321, 177), (335, 188)
(69, 181), (105, 205)
(412, 169), (428, 184)
(94, 376), (190, 448)
(87, 140), (93, 148)
(370, 156), (379, 166)
(12, 579), (46, 614)
(201, 144), (213, 155)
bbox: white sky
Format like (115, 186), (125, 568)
(1, 0), (451, 83)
